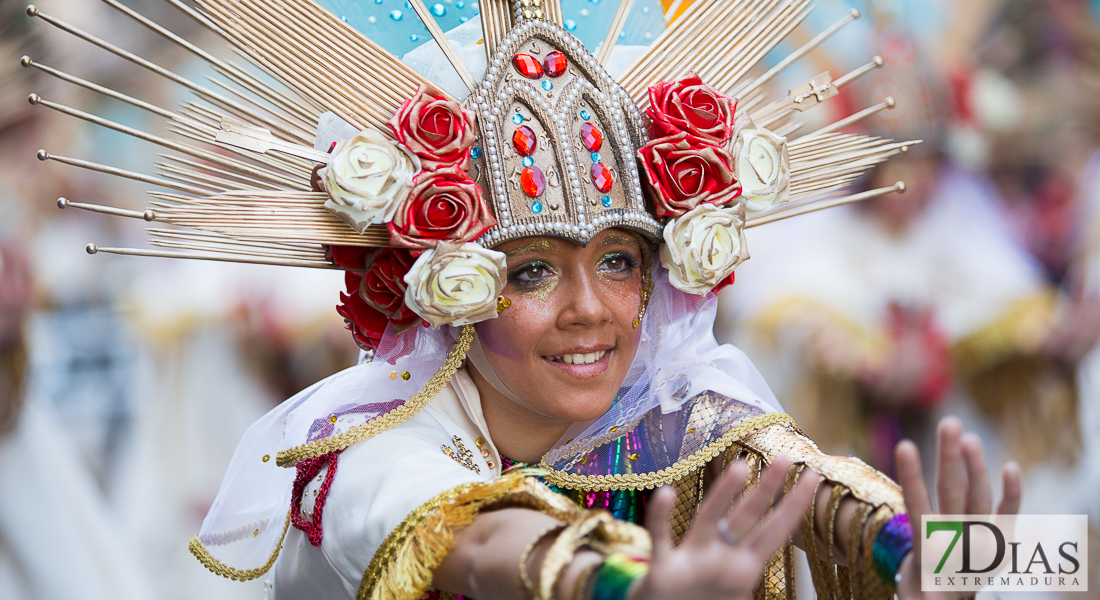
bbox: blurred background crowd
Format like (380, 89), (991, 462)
(1, 0), (1099, 598)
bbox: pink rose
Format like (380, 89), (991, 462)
(646, 73), (736, 144)
(637, 132), (742, 218)
(387, 84), (477, 170)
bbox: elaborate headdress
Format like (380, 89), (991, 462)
(24, 0), (915, 349)
(21, 0), (918, 579)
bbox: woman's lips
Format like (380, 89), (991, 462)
(542, 348), (612, 376)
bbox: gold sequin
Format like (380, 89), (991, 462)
(252, 529), (259, 537)
(481, 449), (490, 457)
(687, 428), (696, 434)
(609, 426), (619, 433)
(262, 455), (270, 462)
(389, 371), (398, 380)
(401, 371), (411, 381)
(628, 453), (639, 461)
(487, 460), (496, 469)
(329, 415), (337, 424)
(475, 438), (484, 447)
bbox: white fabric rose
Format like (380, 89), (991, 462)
(320, 129), (420, 233)
(731, 121), (790, 215)
(403, 241), (507, 328)
(659, 203), (749, 295)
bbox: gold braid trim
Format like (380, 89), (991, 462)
(358, 470), (612, 600)
(539, 413), (796, 491)
(276, 325), (474, 467)
(188, 510), (292, 582)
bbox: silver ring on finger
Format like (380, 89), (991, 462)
(717, 518), (741, 546)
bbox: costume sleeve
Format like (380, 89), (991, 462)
(735, 421), (905, 600)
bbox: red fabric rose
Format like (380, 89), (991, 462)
(360, 248), (419, 331)
(712, 272), (735, 295)
(326, 245), (370, 270)
(646, 73), (736, 144)
(637, 132), (741, 218)
(388, 166), (496, 251)
(388, 84), (477, 170)
(336, 270), (389, 351)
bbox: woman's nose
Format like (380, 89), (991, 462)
(558, 269), (613, 328)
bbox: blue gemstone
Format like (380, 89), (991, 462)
(512, 113), (524, 124)
(341, 15), (348, 22)
(522, 156), (534, 167)
(591, 151), (600, 161)
(531, 201), (543, 214)
(542, 80), (553, 91)
(589, 0), (600, 3)
(580, 110), (591, 120)
(460, 15), (468, 21)
(641, 5), (650, 13)
(431, 3), (446, 16)
(405, 1), (412, 7)
(375, 0), (383, 4)
(471, 147), (482, 159)
(456, 0), (465, 7)
(389, 10), (403, 20)
(619, 31), (626, 39)
(601, 195), (612, 207)
(564, 19), (577, 31)
(410, 34), (419, 41)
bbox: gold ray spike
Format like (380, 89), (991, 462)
(734, 8), (861, 98)
(156, 164), (239, 193)
(21, 56), (176, 120)
(752, 57), (886, 131)
(100, 0), (318, 134)
(544, 0), (564, 25)
(56, 197), (156, 221)
(25, 5), (309, 144)
(157, 154), (284, 191)
(708, 0), (814, 93)
(797, 97), (896, 139)
(86, 244), (342, 269)
(36, 149), (212, 196)
(746, 182), (906, 228)
(833, 55), (885, 89)
(197, 0), (445, 134)
(405, 0), (477, 92)
(146, 229), (327, 257)
(595, 0), (635, 65)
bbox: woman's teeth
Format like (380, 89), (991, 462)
(549, 350), (607, 365)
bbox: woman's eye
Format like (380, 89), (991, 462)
(511, 262), (552, 283)
(599, 253), (636, 274)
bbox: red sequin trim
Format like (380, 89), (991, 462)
(290, 450), (341, 547)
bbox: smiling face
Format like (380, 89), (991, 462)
(471, 229), (648, 457)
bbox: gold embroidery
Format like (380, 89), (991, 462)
(276, 325), (474, 467)
(442, 435), (481, 473)
(540, 413), (796, 490)
(188, 510), (292, 581)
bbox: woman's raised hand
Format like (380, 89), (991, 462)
(630, 457), (820, 600)
(893, 416), (1023, 599)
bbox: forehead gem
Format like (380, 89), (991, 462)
(530, 200), (544, 213)
(512, 125), (537, 156)
(590, 151), (600, 162)
(591, 162), (613, 193)
(470, 146), (482, 159)
(512, 53), (543, 79)
(544, 51), (568, 77)
(580, 110), (591, 120)
(580, 122), (603, 152)
(520, 166), (546, 197)
(601, 195), (612, 207)
(522, 156), (534, 167)
(512, 113), (525, 124)
(541, 80), (553, 91)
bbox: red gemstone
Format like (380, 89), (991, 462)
(520, 166), (546, 197)
(512, 53), (544, 79)
(544, 51), (568, 77)
(512, 125), (537, 156)
(580, 122), (603, 152)
(591, 161), (613, 193)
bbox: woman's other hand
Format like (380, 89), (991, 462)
(893, 416), (1022, 599)
(632, 457), (820, 600)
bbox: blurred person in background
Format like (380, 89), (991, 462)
(717, 1), (1100, 516)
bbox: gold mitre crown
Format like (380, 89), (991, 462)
(470, 17), (661, 247)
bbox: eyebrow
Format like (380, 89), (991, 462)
(505, 240), (554, 257)
(599, 234), (637, 247)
